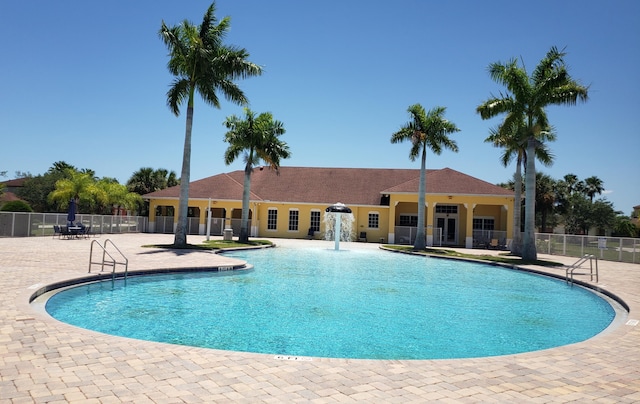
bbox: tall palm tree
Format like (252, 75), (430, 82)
(223, 108), (291, 242)
(484, 121), (554, 255)
(477, 47), (588, 260)
(159, 2), (262, 246)
(584, 175), (604, 202)
(391, 104), (460, 250)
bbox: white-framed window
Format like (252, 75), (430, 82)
(267, 208), (278, 230)
(288, 209), (299, 231)
(435, 205), (458, 214)
(399, 214), (418, 227)
(310, 210), (321, 232)
(368, 212), (379, 229)
(473, 217), (495, 230)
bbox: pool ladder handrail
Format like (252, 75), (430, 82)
(89, 239), (129, 281)
(565, 254), (598, 285)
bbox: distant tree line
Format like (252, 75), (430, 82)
(498, 173), (637, 238)
(0, 162), (178, 216)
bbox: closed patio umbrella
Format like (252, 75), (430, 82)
(67, 198), (76, 224)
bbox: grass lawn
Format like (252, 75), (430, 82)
(144, 239), (564, 267)
(383, 245), (564, 267)
(143, 239), (273, 250)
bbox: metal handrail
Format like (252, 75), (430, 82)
(89, 239), (128, 281)
(566, 254), (598, 285)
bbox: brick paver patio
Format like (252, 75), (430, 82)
(1, 234), (639, 403)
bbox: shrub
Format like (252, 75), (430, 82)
(0, 200), (34, 212)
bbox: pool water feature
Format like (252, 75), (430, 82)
(323, 203), (354, 250)
(44, 247), (617, 360)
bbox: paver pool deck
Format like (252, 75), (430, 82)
(1, 233), (639, 403)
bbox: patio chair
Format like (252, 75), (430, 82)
(60, 226), (72, 239)
(53, 225), (61, 239)
(358, 232), (367, 242)
(488, 239), (499, 249)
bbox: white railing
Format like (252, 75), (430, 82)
(534, 233), (639, 264)
(394, 227), (442, 246)
(0, 212), (148, 238)
(472, 230), (507, 249)
(151, 216), (237, 236)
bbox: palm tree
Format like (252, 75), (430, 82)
(49, 161), (76, 174)
(223, 108), (291, 242)
(563, 173), (580, 195)
(535, 173), (557, 232)
(584, 175), (604, 202)
(96, 178), (143, 216)
(48, 171), (98, 213)
(477, 47), (588, 260)
(484, 121), (554, 255)
(156, 168), (180, 189)
(127, 167), (179, 195)
(159, 2), (262, 246)
(391, 104), (460, 250)
(555, 173), (584, 215)
(127, 167), (156, 195)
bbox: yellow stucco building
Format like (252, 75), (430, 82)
(144, 166), (514, 248)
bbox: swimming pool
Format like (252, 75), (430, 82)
(44, 247), (616, 360)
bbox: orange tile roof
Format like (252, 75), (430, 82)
(1, 178), (27, 187)
(143, 166), (513, 206)
(0, 191), (22, 203)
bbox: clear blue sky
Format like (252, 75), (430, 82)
(1, 1), (638, 214)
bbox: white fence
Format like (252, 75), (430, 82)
(394, 226), (443, 246)
(0, 212), (148, 237)
(3, 212), (638, 264)
(472, 230), (508, 248)
(534, 233), (639, 264)
(152, 217), (239, 236)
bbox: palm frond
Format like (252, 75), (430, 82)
(167, 78), (190, 116)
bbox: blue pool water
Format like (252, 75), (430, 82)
(45, 247), (616, 360)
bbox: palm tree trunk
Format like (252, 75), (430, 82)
(522, 137), (537, 260)
(413, 147), (427, 250)
(174, 104), (193, 246)
(239, 164), (252, 243)
(511, 155), (523, 256)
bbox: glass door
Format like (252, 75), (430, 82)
(436, 216), (457, 245)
